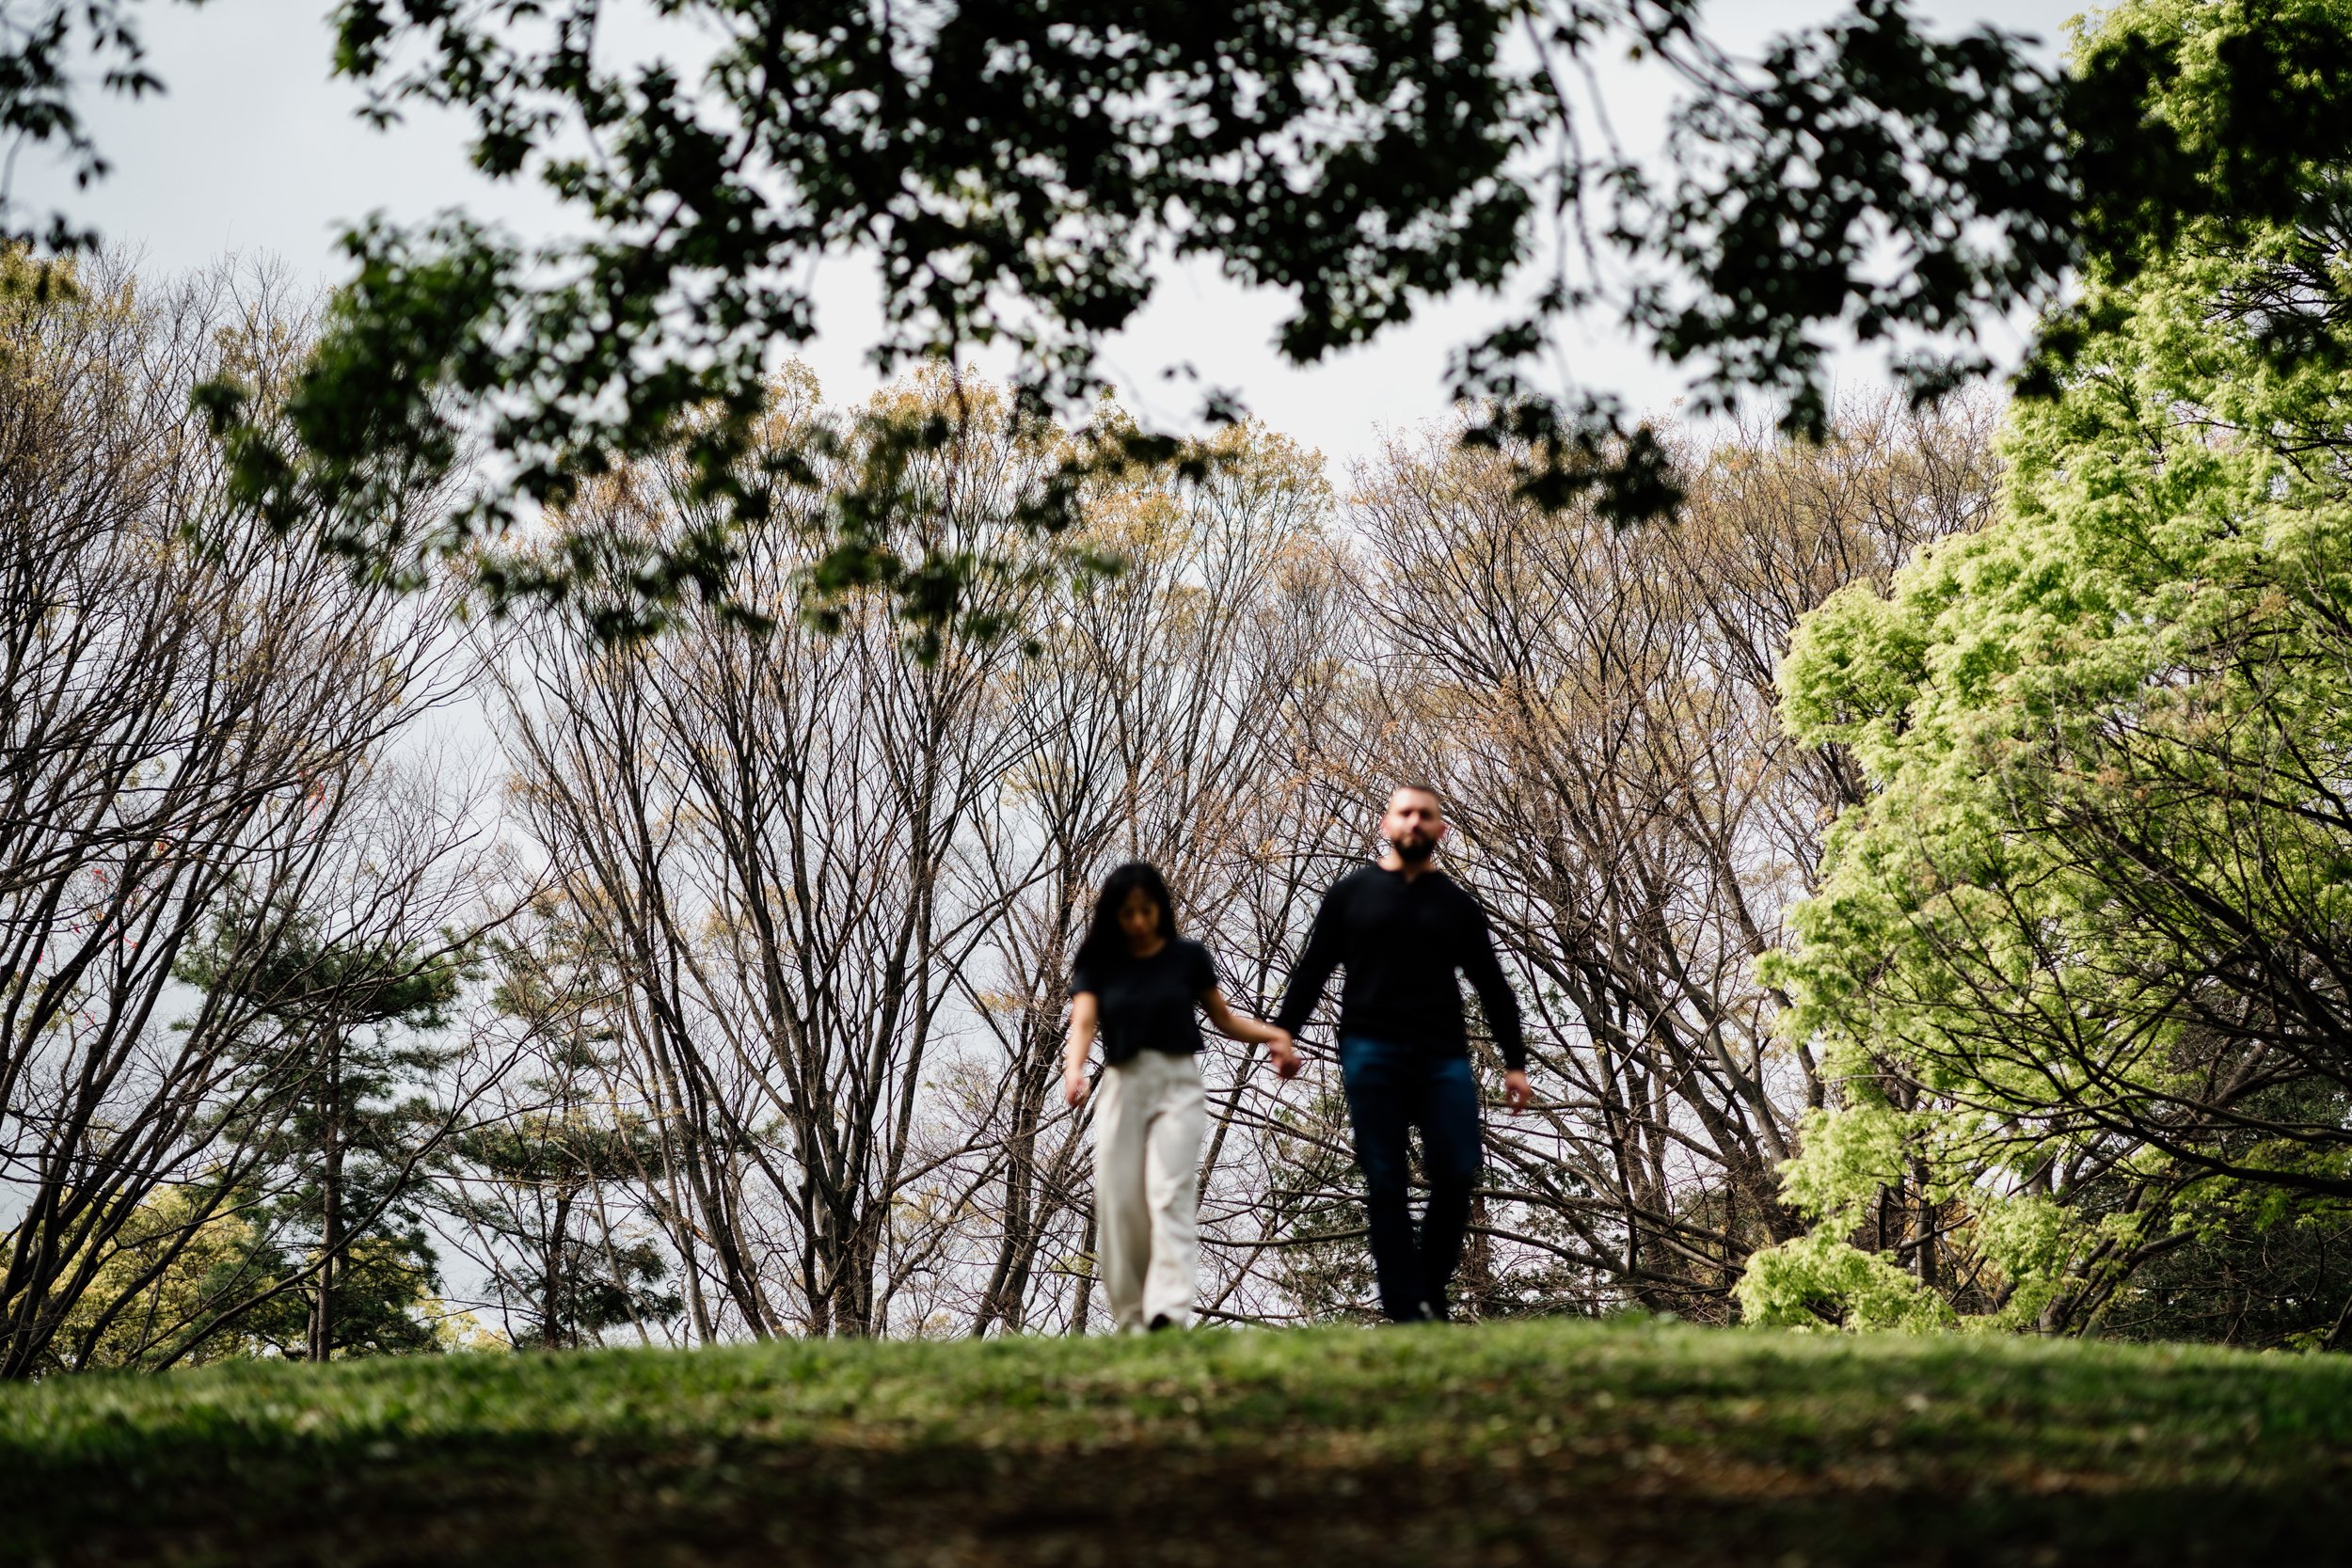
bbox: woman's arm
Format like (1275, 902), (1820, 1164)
(1202, 988), (1302, 1079)
(1062, 991), (1100, 1107)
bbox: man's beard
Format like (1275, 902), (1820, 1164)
(1391, 832), (1436, 865)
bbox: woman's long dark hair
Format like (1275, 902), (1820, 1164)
(1073, 861), (1178, 976)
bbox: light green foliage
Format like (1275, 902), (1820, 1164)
(46, 1190), (277, 1371)
(1969, 1196), (2091, 1328)
(1735, 1228), (1952, 1332)
(1774, 1105), (1910, 1229)
(1756, 0), (2352, 1339)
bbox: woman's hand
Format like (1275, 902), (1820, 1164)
(1266, 1029), (1302, 1080)
(1063, 1068), (1091, 1109)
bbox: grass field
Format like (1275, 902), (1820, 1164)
(7, 1318), (2352, 1567)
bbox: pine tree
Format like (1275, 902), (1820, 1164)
(442, 917), (681, 1350)
(177, 896), (467, 1360)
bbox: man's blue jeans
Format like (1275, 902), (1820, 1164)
(1338, 1035), (1483, 1323)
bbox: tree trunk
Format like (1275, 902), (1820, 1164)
(1073, 1207), (1097, 1335)
(310, 1042), (343, 1363)
(545, 1191), (574, 1348)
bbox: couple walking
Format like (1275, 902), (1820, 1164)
(1061, 784), (1529, 1332)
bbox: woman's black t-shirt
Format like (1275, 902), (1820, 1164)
(1070, 939), (1217, 1066)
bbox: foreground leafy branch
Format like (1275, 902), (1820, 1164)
(198, 0), (2090, 641)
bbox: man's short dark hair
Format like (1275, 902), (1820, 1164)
(1389, 782), (1445, 812)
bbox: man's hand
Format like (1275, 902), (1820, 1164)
(1503, 1069), (1533, 1113)
(1267, 1030), (1303, 1080)
(1063, 1069), (1090, 1109)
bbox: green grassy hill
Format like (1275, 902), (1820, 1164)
(7, 1319), (2351, 1566)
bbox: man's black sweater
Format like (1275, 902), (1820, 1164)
(1274, 864), (1526, 1070)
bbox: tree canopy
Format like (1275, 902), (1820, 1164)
(1748, 0), (2352, 1341)
(16, 0), (2351, 640)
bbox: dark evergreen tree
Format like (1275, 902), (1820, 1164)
(176, 896), (467, 1360)
(440, 920), (682, 1350)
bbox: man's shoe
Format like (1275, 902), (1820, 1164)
(1148, 1313), (1174, 1332)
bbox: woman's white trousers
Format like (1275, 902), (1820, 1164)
(1093, 1049), (1207, 1332)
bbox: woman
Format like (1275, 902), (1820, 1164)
(1063, 862), (1297, 1332)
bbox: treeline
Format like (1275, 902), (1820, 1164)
(0, 248), (1998, 1368)
(17, 0), (2352, 1366)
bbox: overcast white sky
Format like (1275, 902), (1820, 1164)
(15, 0), (2070, 476)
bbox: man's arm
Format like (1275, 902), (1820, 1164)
(1459, 897), (1532, 1109)
(1273, 885), (1345, 1039)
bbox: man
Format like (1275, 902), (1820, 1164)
(1275, 784), (1530, 1323)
